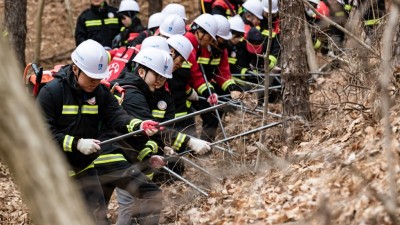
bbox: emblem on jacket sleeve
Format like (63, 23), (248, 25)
(157, 100), (167, 110)
(108, 12), (114, 18)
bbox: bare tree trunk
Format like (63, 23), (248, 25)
(379, 1), (399, 224)
(108, 0), (122, 8)
(4, 0), (27, 70)
(64, 0), (75, 38)
(33, 0), (45, 64)
(148, 0), (163, 16)
(0, 37), (95, 225)
(255, 0), (273, 173)
(280, 0), (311, 147)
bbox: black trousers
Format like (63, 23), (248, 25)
(74, 168), (110, 225)
(96, 161), (162, 225)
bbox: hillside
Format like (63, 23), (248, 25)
(1, 0), (399, 224)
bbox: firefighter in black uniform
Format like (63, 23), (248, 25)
(36, 40), (161, 225)
(75, 0), (122, 47)
(111, 0), (145, 48)
(99, 47), (210, 225)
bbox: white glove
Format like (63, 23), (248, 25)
(77, 139), (100, 155)
(149, 155), (166, 169)
(305, 8), (316, 17)
(187, 89), (199, 101)
(187, 138), (211, 155)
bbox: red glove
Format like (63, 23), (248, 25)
(207, 93), (218, 106)
(140, 120), (162, 136)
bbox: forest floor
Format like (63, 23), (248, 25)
(1, 0), (400, 224)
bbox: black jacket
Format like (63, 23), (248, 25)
(37, 65), (141, 172)
(75, 3), (121, 47)
(103, 72), (190, 163)
(167, 66), (192, 117)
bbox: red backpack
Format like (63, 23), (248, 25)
(23, 63), (63, 97)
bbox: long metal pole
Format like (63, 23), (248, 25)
(218, 85), (281, 98)
(179, 157), (223, 181)
(198, 64), (230, 144)
(210, 121), (283, 146)
(100, 101), (234, 145)
(162, 166), (209, 197)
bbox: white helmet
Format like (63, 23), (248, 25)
(141, 36), (170, 53)
(193, 13), (218, 40)
(213, 14), (232, 40)
(261, 0), (279, 13)
(242, 0), (264, 20)
(161, 3), (187, 20)
(71, 39), (109, 79)
(148, 12), (167, 29)
(159, 14), (186, 38)
(118, 0), (140, 13)
(133, 47), (173, 78)
(167, 35), (193, 61)
(308, 0), (321, 4)
(229, 15), (245, 33)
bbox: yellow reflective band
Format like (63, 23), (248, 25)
(233, 77), (245, 85)
(182, 61), (192, 68)
(269, 55), (278, 69)
(146, 172), (154, 180)
(94, 154), (126, 165)
(104, 18), (119, 25)
(68, 162), (95, 177)
(335, 11), (345, 17)
(364, 19), (379, 26)
(62, 105), (79, 115)
(63, 135), (74, 152)
(344, 4), (352, 11)
(175, 112), (188, 118)
(228, 57), (237, 64)
(146, 140), (158, 153)
(197, 57), (210, 64)
(120, 27), (126, 32)
(85, 20), (102, 27)
(81, 105), (98, 114)
(127, 118), (142, 132)
(172, 132), (187, 150)
(186, 100), (192, 108)
(197, 83), (208, 95)
(261, 30), (277, 38)
(314, 39), (321, 49)
(222, 79), (235, 91)
(152, 110), (166, 118)
(137, 148), (153, 162)
(114, 94), (122, 101)
(241, 68), (248, 74)
(238, 6), (243, 14)
(186, 88), (193, 95)
(226, 9), (231, 16)
(210, 58), (221, 65)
